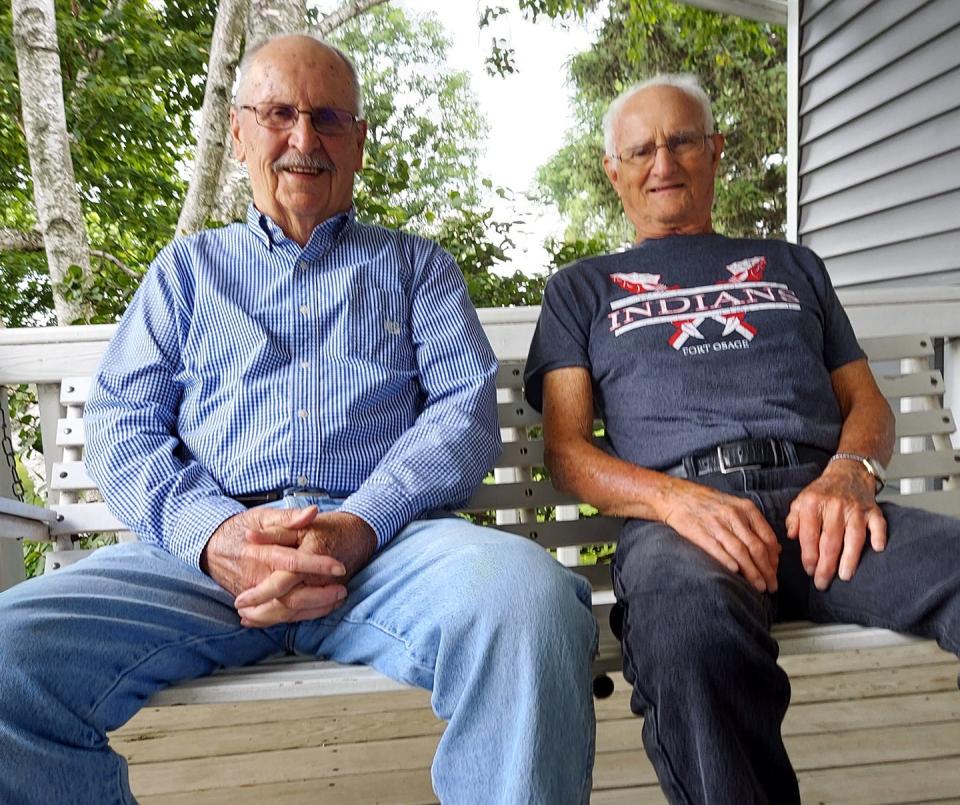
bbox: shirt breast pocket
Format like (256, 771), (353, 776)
(346, 285), (414, 371)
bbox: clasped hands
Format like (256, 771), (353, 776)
(660, 460), (886, 593)
(201, 506), (377, 628)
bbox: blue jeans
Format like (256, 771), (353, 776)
(613, 463), (960, 805)
(0, 497), (597, 805)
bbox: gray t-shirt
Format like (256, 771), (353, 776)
(524, 234), (864, 470)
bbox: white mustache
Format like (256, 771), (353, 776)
(273, 155), (335, 173)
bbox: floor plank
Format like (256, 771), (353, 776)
(798, 757), (960, 804)
(114, 707), (445, 764)
(129, 735), (440, 797)
(777, 641), (952, 677)
(114, 688), (432, 736)
(138, 770), (438, 805)
(593, 661), (959, 720)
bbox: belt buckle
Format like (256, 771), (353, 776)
(716, 443), (762, 474)
(283, 486), (329, 498)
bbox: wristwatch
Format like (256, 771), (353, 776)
(829, 452), (886, 494)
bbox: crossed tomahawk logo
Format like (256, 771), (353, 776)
(610, 256), (768, 350)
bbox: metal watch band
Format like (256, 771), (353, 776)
(829, 451), (885, 493)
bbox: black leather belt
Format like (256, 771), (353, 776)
(666, 439), (830, 479)
(232, 488), (329, 507)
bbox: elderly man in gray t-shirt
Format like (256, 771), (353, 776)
(525, 74), (960, 804)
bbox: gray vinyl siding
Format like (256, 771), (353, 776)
(796, 0), (960, 289)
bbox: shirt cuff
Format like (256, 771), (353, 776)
(339, 484), (413, 551)
(170, 496), (249, 569)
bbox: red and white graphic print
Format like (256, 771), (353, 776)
(608, 257), (801, 351)
(609, 273), (675, 294)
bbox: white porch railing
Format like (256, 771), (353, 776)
(838, 286), (960, 451)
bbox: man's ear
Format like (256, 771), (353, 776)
(352, 119), (368, 172)
(709, 133), (725, 174)
(603, 154), (622, 196)
(230, 106), (245, 161)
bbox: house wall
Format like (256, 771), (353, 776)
(789, 0), (960, 289)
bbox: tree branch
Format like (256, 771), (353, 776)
(0, 228), (43, 252)
(0, 228), (139, 279)
(90, 249), (140, 279)
(70, 1), (127, 105)
(315, 0), (391, 36)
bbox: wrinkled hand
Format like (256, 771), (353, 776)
(201, 505), (347, 598)
(658, 479), (781, 593)
(231, 510), (377, 628)
(786, 462), (886, 591)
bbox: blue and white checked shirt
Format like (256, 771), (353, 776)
(85, 205), (501, 568)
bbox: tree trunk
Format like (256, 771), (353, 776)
(175, 0), (250, 238)
(12, 0), (90, 325)
(247, 0), (307, 48)
(315, 0), (390, 35)
(211, 0), (308, 224)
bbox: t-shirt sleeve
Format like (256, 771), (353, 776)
(524, 270), (592, 412)
(810, 251), (866, 372)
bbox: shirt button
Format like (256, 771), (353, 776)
(298, 409), (309, 419)
(299, 360), (309, 369)
(297, 475), (308, 486)
(298, 261), (307, 271)
(299, 304), (309, 316)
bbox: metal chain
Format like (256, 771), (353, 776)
(1, 391), (26, 502)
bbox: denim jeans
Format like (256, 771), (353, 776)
(0, 496), (598, 805)
(612, 462), (960, 805)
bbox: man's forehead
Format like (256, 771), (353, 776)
(246, 42), (351, 101)
(616, 87), (703, 137)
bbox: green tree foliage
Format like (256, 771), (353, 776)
(328, 5), (535, 304)
(480, 0), (598, 76)
(536, 0), (786, 249)
(330, 6), (487, 228)
(1, 0), (218, 325)
(1, 1), (534, 323)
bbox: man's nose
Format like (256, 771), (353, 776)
(288, 111), (321, 151)
(650, 142), (680, 173)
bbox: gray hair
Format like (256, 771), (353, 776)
(602, 73), (714, 157)
(234, 34), (364, 117)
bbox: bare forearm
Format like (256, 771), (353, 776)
(546, 436), (679, 522)
(829, 359), (895, 467)
(835, 396), (895, 466)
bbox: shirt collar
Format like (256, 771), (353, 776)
(246, 204), (355, 258)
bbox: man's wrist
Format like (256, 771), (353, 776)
(173, 496), (248, 570)
(828, 452), (886, 493)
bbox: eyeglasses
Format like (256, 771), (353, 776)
(615, 132), (710, 167)
(240, 103), (360, 136)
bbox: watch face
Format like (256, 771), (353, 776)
(862, 456), (886, 494)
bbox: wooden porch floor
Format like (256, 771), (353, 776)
(112, 641), (960, 804)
